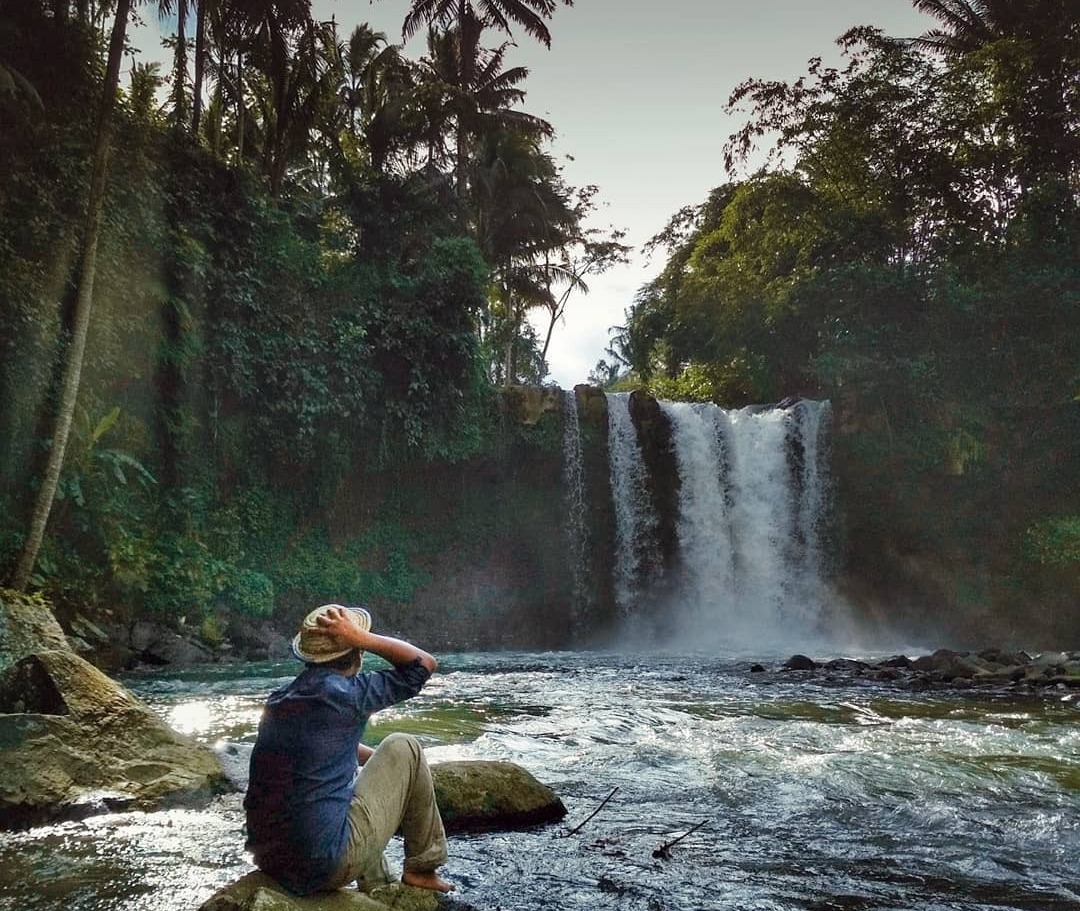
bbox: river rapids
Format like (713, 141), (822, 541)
(1, 650), (1078, 910)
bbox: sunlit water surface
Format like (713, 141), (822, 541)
(1, 651), (1078, 911)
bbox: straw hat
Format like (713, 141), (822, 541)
(291, 604), (371, 664)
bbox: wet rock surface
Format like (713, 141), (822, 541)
(431, 759), (566, 832)
(0, 589), (70, 672)
(0, 648), (227, 828)
(198, 871), (472, 911)
(775, 648), (1080, 692)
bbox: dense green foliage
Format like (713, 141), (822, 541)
(2, 0), (1077, 645)
(613, 9), (1080, 635)
(0, 0), (607, 632)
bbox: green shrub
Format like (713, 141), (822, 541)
(1023, 517), (1080, 567)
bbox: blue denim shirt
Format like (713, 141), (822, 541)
(243, 658), (431, 895)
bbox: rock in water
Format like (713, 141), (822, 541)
(431, 759), (566, 831)
(199, 871), (448, 911)
(0, 648), (226, 827)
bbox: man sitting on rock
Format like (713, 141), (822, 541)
(244, 604), (454, 896)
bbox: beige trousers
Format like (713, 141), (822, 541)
(323, 732), (448, 891)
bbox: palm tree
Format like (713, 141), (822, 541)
(10, 0), (134, 590)
(910, 0), (1073, 55)
(911, 0), (1002, 55)
(332, 23), (422, 174)
(191, 0), (208, 134)
(403, 0), (571, 52)
(202, 0), (313, 167)
(401, 0), (572, 192)
(912, 0), (1079, 184)
(469, 127), (579, 383)
(157, 0), (193, 128)
(339, 23), (390, 132)
(250, 17), (340, 195)
(418, 19), (553, 189)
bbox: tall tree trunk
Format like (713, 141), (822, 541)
(236, 54), (245, 165)
(9, 0), (133, 592)
(454, 0), (478, 198)
(191, 0), (206, 135)
(171, 0), (188, 128)
(503, 296), (519, 387)
(539, 307), (557, 370)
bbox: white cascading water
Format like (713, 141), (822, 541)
(659, 402), (737, 636)
(561, 388), (588, 628)
(605, 392), (661, 614)
(793, 399), (832, 600)
(611, 396), (833, 651)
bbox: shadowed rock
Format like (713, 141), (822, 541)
(0, 648), (226, 827)
(432, 759), (566, 832)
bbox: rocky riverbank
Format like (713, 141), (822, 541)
(0, 590), (568, 838)
(765, 648), (1080, 693)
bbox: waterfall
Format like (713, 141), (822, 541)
(659, 402), (737, 633)
(606, 393), (661, 614)
(561, 389), (588, 626)
(723, 404), (807, 640)
(609, 396), (832, 650)
(792, 399), (832, 594)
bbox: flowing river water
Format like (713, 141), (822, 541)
(1, 650), (1078, 911)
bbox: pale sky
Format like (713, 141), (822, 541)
(133, 1), (936, 389)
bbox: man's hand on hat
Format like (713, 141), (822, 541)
(316, 606), (366, 647)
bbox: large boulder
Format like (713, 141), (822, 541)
(0, 648), (226, 827)
(0, 589), (70, 672)
(432, 759), (566, 832)
(130, 619), (216, 666)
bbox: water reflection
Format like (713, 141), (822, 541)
(1, 651), (1078, 911)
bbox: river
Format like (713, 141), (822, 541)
(1, 650), (1078, 910)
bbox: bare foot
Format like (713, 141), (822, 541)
(401, 870), (456, 893)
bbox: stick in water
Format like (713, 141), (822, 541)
(564, 786), (619, 836)
(652, 819), (708, 858)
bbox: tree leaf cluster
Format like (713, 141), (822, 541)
(2, 1), (563, 624)
(614, 5), (1080, 623)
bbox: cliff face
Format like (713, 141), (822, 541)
(325, 386), (624, 651)
(284, 386), (1076, 653)
(829, 395), (1080, 649)
(322, 387), (842, 652)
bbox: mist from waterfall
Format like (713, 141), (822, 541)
(608, 395), (834, 652)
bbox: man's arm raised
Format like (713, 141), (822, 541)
(316, 606), (438, 673)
